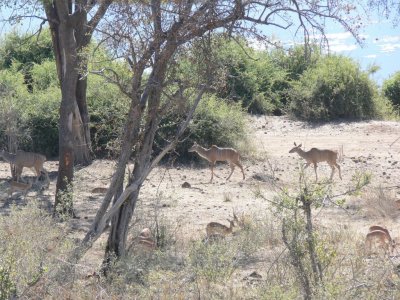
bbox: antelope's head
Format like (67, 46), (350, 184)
(289, 142), (302, 153)
(188, 142), (199, 153)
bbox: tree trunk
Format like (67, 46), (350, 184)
(75, 76), (91, 164)
(53, 18), (78, 217)
(43, 0), (112, 214)
(102, 60), (168, 269)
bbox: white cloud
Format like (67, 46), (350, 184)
(379, 43), (400, 53)
(378, 35), (400, 43)
(325, 32), (353, 42)
(364, 54), (377, 58)
(318, 31), (359, 53)
(329, 44), (357, 52)
(373, 35), (400, 44)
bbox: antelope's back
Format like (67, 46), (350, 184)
(16, 150), (46, 166)
(309, 148), (337, 162)
(214, 147), (239, 161)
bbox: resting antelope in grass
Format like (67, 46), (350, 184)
(206, 219), (235, 237)
(289, 142), (342, 182)
(365, 230), (395, 256)
(368, 225), (393, 242)
(188, 142), (245, 183)
(0, 150), (49, 183)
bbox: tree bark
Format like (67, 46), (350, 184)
(43, 0), (112, 215)
(53, 20), (78, 216)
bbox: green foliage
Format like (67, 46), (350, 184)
(0, 263), (16, 300)
(30, 60), (59, 91)
(0, 29), (54, 93)
(0, 29), (53, 70)
(212, 39), (289, 114)
(271, 45), (321, 81)
(87, 74), (130, 158)
(382, 71), (400, 107)
(0, 67), (31, 147)
(288, 55), (384, 121)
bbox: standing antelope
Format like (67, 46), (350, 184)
(0, 150), (49, 183)
(289, 142), (342, 182)
(188, 142), (245, 183)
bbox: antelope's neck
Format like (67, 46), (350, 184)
(195, 146), (212, 160)
(0, 152), (16, 163)
(296, 148), (309, 159)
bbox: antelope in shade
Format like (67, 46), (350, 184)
(289, 142), (342, 182)
(188, 142), (245, 183)
(8, 179), (33, 198)
(0, 150), (49, 183)
(365, 230), (395, 255)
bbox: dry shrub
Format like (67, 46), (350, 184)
(362, 187), (399, 219)
(0, 201), (74, 299)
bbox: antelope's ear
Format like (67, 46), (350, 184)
(298, 144), (302, 147)
(293, 142), (297, 146)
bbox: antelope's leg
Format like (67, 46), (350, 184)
(329, 165), (335, 180)
(335, 163), (342, 180)
(32, 167), (41, 183)
(226, 163), (235, 180)
(236, 161), (245, 179)
(16, 166), (24, 183)
(313, 163), (318, 182)
(209, 162), (215, 183)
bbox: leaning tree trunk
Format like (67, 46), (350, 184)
(102, 62), (167, 269)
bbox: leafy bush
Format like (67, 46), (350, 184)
(87, 75), (130, 158)
(382, 71), (400, 108)
(212, 39), (289, 115)
(288, 55), (386, 121)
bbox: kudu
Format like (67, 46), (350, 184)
(188, 142), (245, 183)
(289, 142), (342, 182)
(0, 150), (49, 183)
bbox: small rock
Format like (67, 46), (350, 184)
(181, 181), (191, 188)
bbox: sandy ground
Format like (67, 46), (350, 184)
(1, 115), (400, 268)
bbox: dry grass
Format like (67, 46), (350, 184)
(2, 197), (400, 299)
(363, 187), (399, 220)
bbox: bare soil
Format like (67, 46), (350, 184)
(1, 115), (400, 269)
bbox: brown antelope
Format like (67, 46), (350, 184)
(0, 150), (49, 183)
(206, 219), (235, 237)
(91, 187), (108, 194)
(139, 228), (152, 239)
(138, 238), (157, 251)
(289, 142), (342, 182)
(369, 225), (392, 242)
(365, 230), (395, 255)
(188, 142), (245, 183)
(8, 180), (33, 198)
